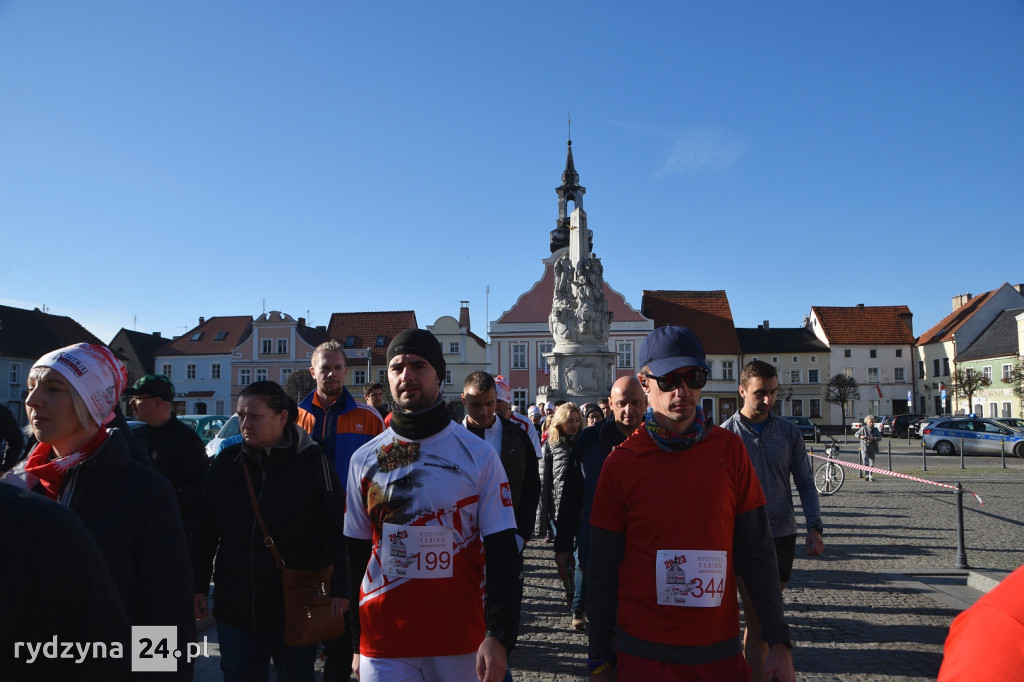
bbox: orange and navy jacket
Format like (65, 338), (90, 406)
(297, 388), (384, 489)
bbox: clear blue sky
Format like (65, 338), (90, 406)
(2, 2), (1021, 345)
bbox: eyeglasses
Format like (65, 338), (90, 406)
(642, 368), (709, 392)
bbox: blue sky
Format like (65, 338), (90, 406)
(2, 2), (1021, 345)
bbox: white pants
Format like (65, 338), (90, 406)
(359, 652), (477, 682)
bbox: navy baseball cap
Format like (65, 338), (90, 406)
(123, 374), (175, 401)
(639, 326), (711, 376)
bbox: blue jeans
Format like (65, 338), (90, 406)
(572, 523), (590, 613)
(217, 621), (317, 682)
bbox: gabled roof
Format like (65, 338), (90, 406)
(916, 289), (996, 346)
(957, 307), (1024, 362)
(326, 311), (419, 366)
(157, 316), (253, 356)
(736, 327), (830, 354)
(641, 291), (741, 354)
(0, 305), (104, 359)
(810, 305), (915, 345)
(108, 328), (170, 370)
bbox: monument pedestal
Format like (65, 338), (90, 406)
(540, 346), (617, 407)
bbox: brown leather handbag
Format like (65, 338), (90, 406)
(242, 464), (346, 646)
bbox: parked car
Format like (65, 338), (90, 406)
(177, 414), (231, 445)
(205, 414), (239, 457)
(994, 418), (1024, 431)
(914, 417), (940, 439)
(783, 416), (820, 441)
(889, 413), (926, 439)
(922, 417), (1024, 457)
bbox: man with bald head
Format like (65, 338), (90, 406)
(553, 376), (646, 630)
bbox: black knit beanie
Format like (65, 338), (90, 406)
(387, 328), (446, 382)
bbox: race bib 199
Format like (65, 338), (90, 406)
(655, 549), (727, 607)
(380, 523), (454, 579)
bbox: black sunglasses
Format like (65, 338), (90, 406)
(642, 368), (709, 392)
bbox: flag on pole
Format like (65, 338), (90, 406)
(876, 384), (883, 398)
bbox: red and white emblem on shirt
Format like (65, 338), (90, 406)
(500, 482), (513, 507)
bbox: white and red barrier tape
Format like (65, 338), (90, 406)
(808, 453), (984, 505)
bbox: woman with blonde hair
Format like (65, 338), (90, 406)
(542, 403), (582, 617)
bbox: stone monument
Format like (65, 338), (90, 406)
(541, 205), (617, 405)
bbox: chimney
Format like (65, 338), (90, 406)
(459, 301), (470, 331)
(298, 317), (306, 328)
(952, 293), (973, 311)
(762, 320), (770, 330)
(151, 331), (162, 337)
(856, 303), (865, 308)
(316, 325), (327, 334)
(199, 317), (205, 325)
(898, 311), (914, 335)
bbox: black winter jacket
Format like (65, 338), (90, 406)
(191, 424), (346, 632)
(542, 435), (575, 523)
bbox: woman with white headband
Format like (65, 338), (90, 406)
(1, 343), (195, 681)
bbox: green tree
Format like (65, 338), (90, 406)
(952, 367), (991, 414)
(825, 374), (860, 428)
(284, 369), (316, 404)
(1008, 356), (1024, 410)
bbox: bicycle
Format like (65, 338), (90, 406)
(812, 435), (845, 496)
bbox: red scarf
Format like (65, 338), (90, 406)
(22, 429), (109, 500)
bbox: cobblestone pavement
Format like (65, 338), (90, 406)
(197, 448), (1024, 681)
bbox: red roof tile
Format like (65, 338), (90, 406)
(810, 305), (915, 345)
(326, 311), (419, 366)
(640, 291), (741, 354)
(158, 316), (253, 356)
(915, 290), (995, 346)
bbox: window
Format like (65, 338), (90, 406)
(281, 368), (292, 384)
(616, 341), (633, 369)
(186, 364), (196, 380)
(190, 332), (202, 341)
(162, 364), (172, 379)
(867, 367), (879, 383)
(792, 399), (803, 417)
(1003, 402), (1012, 418)
(844, 401), (854, 418)
(772, 356), (779, 365)
(377, 369), (386, 383)
(511, 343), (528, 370)
(808, 369), (820, 384)
(990, 403), (998, 419)
(790, 370), (801, 384)
(792, 356), (799, 364)
(870, 349), (877, 359)
(919, 361), (926, 379)
(983, 366), (992, 381)
(448, 342), (460, 354)
(512, 388), (528, 414)
(375, 335), (386, 347)
(239, 369), (251, 386)
(810, 355), (817, 363)
(810, 399), (821, 418)
(344, 336), (356, 348)
(722, 361), (734, 381)
(934, 359), (941, 377)
(844, 349), (852, 358)
(445, 370), (452, 385)
(9, 363), (20, 385)
(1003, 364), (1013, 380)
(277, 339), (288, 354)
(894, 367), (905, 382)
(354, 369), (366, 385)
(214, 331), (228, 341)
(870, 399), (879, 416)
(255, 368), (268, 382)
(261, 339), (272, 354)
(896, 349), (903, 358)
(943, 358), (950, 376)
(843, 367), (854, 378)
(211, 363), (221, 380)
(215, 400), (225, 414)
(538, 342), (553, 371)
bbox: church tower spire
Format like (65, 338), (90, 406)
(550, 138), (592, 253)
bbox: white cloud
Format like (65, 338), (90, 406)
(611, 121), (748, 176)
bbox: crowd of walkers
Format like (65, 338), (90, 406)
(0, 327), (1012, 681)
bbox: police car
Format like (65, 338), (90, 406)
(921, 417), (1024, 457)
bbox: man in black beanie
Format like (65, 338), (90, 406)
(344, 329), (521, 682)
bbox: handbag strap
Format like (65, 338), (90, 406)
(242, 462), (286, 568)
